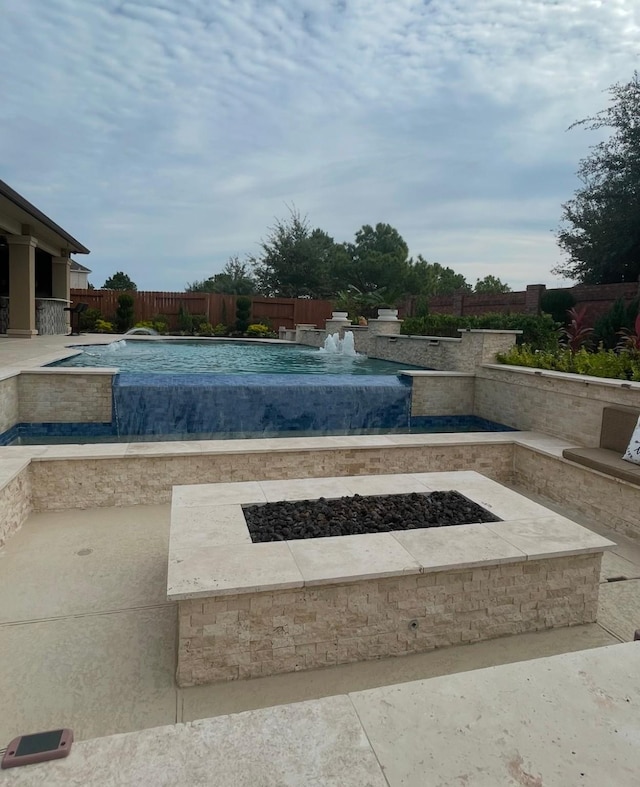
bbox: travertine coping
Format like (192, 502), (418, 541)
(167, 471), (613, 601)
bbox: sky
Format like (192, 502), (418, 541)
(1, 1), (639, 292)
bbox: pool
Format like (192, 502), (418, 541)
(49, 339), (424, 375)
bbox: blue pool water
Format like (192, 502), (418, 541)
(1, 339), (517, 447)
(49, 339), (423, 375)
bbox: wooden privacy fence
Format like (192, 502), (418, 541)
(69, 290), (334, 331)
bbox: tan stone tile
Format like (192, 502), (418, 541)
(487, 516), (615, 560)
(168, 541), (303, 599)
(288, 533), (420, 586)
(392, 523), (526, 572)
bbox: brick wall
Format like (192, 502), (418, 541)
(404, 281), (640, 325)
(176, 552), (601, 685)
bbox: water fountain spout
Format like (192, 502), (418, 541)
(320, 330), (357, 356)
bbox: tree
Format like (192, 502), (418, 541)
(554, 72), (640, 284)
(250, 208), (340, 298)
(103, 271), (137, 291)
(474, 275), (511, 293)
(187, 256), (256, 295)
(405, 256), (470, 296)
(334, 223), (411, 298)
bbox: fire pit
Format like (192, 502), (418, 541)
(168, 472), (613, 687)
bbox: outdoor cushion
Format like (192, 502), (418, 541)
(623, 416), (640, 466)
(600, 406), (640, 453)
(563, 446), (640, 486)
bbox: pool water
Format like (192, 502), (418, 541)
(49, 339), (424, 375)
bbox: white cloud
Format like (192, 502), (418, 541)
(0, 0), (639, 290)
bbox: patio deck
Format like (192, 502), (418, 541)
(0, 495), (637, 744)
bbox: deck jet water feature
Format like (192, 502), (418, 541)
(320, 330), (357, 356)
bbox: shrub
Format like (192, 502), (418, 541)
(115, 293), (135, 333)
(246, 323), (272, 337)
(212, 323), (230, 336)
(593, 298), (639, 349)
(540, 290), (576, 326)
(94, 319), (114, 333)
(236, 296), (252, 333)
(79, 307), (102, 332)
(197, 322), (215, 336)
(177, 304), (193, 334)
(401, 312), (559, 350)
(496, 344), (640, 381)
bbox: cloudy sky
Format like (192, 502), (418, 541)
(1, 1), (639, 292)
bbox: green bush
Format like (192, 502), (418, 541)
(115, 293), (135, 333)
(539, 290), (576, 326)
(593, 298), (639, 349)
(246, 323), (274, 338)
(79, 307), (102, 332)
(401, 312), (559, 350)
(177, 304), (193, 334)
(496, 344), (640, 381)
(212, 323), (229, 336)
(94, 319), (114, 333)
(196, 322), (215, 336)
(235, 296), (252, 333)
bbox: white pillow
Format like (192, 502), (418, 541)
(622, 415), (640, 466)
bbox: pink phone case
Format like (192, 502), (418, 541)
(1, 729), (73, 769)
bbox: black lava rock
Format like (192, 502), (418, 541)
(243, 491), (501, 543)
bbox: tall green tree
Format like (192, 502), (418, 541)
(334, 223), (411, 298)
(102, 271), (137, 290)
(187, 256), (255, 295)
(554, 72), (640, 284)
(405, 256), (470, 296)
(250, 208), (340, 298)
(474, 275), (511, 293)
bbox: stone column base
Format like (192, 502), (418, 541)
(6, 329), (38, 338)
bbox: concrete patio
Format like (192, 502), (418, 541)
(0, 493), (636, 746)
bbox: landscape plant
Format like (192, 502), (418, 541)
(540, 290), (577, 326)
(246, 323), (274, 338)
(177, 304), (193, 334)
(94, 319), (114, 333)
(235, 296), (252, 333)
(78, 307), (102, 332)
(497, 345), (640, 381)
(114, 293), (135, 333)
(401, 313), (559, 351)
(560, 306), (593, 352)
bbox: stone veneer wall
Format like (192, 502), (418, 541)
(18, 372), (113, 423)
(475, 366), (640, 445)
(35, 299), (69, 336)
(0, 375), (19, 432)
(297, 329), (519, 373)
(514, 445), (640, 540)
(408, 375), (475, 416)
(0, 468), (32, 548)
(176, 552), (601, 686)
(28, 442), (513, 510)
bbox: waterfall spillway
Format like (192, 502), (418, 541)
(111, 373), (411, 437)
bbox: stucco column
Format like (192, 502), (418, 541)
(52, 255), (71, 330)
(7, 235), (38, 337)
